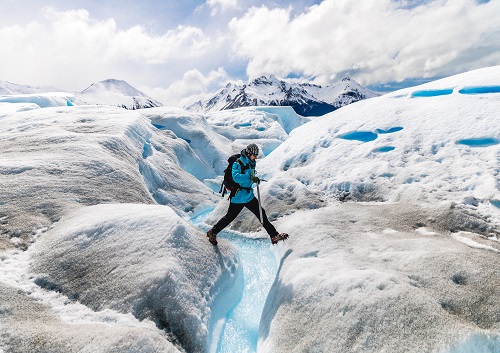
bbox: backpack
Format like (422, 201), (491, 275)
(219, 154), (251, 198)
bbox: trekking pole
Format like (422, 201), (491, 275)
(256, 183), (264, 224)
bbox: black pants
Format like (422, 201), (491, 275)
(212, 197), (278, 238)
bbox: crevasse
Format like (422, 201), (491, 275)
(191, 211), (277, 353)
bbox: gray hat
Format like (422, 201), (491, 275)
(246, 143), (259, 157)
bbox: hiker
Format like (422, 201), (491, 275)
(207, 143), (288, 245)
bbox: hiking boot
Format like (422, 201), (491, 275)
(207, 229), (218, 245)
(271, 233), (289, 245)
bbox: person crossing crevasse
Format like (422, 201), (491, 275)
(207, 143), (289, 246)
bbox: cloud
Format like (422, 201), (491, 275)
(0, 7), (212, 90)
(206, 0), (239, 16)
(228, 0), (500, 85)
(2, 0), (499, 106)
(143, 68), (232, 107)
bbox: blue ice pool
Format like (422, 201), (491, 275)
(338, 131), (378, 142)
(373, 146), (396, 153)
(490, 200), (500, 209)
(459, 86), (500, 95)
(456, 138), (500, 147)
(411, 89), (453, 97)
(376, 127), (403, 134)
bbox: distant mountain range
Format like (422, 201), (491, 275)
(0, 79), (162, 110)
(186, 75), (380, 116)
(1, 76), (379, 114)
(0, 81), (60, 95)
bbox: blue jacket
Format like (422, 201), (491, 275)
(231, 153), (256, 204)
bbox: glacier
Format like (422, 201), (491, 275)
(1, 65), (500, 353)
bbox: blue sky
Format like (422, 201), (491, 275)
(1, 0), (499, 106)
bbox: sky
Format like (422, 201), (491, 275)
(1, 0), (499, 107)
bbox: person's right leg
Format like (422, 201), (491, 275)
(244, 197), (278, 238)
(244, 197), (289, 244)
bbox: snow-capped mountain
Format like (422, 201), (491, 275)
(75, 79), (162, 110)
(186, 75), (379, 116)
(0, 80), (61, 95)
(1, 79), (162, 110)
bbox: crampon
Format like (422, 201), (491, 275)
(271, 233), (289, 245)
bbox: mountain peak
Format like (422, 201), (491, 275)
(186, 76), (379, 116)
(81, 79), (148, 98)
(76, 79), (162, 110)
(250, 75), (282, 86)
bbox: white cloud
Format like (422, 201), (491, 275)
(2, 0), (499, 106)
(206, 0), (239, 16)
(0, 8), (212, 90)
(228, 0), (500, 85)
(143, 68), (231, 107)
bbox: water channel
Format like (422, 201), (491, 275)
(191, 212), (277, 353)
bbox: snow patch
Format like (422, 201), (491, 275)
(415, 227), (438, 236)
(450, 232), (500, 253)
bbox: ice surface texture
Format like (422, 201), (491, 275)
(1, 65), (500, 353)
(29, 204), (240, 353)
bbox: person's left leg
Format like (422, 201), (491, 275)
(207, 202), (245, 245)
(211, 202), (245, 235)
(244, 197), (278, 238)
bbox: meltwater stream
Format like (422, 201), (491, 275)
(191, 211), (277, 353)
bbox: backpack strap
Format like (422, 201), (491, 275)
(234, 158), (252, 188)
(237, 159), (251, 173)
(220, 183), (227, 197)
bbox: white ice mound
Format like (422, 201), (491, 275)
(141, 107), (232, 176)
(205, 106), (291, 142)
(0, 105), (217, 243)
(259, 65), (500, 208)
(30, 203), (240, 353)
(259, 203), (500, 353)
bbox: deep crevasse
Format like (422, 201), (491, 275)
(190, 211), (277, 353)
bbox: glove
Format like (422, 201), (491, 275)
(250, 175), (260, 184)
